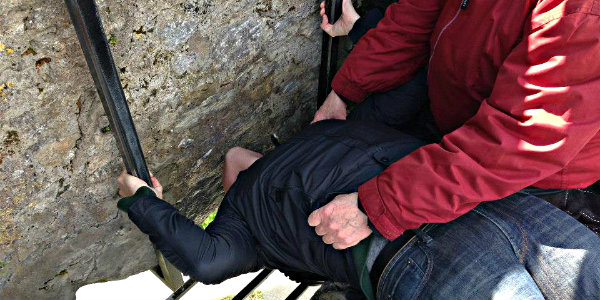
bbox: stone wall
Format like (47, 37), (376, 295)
(0, 0), (319, 298)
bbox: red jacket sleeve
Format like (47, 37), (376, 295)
(358, 12), (600, 240)
(331, 0), (444, 103)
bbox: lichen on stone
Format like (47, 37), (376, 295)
(108, 34), (118, 46)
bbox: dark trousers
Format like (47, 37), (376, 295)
(347, 68), (442, 144)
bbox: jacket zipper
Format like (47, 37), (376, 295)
(461, 0), (469, 9)
(428, 3), (464, 72)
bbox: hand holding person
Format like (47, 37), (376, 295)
(116, 170), (163, 200)
(320, 0), (360, 37)
(308, 192), (372, 249)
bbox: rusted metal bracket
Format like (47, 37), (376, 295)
(64, 0), (184, 291)
(151, 250), (185, 291)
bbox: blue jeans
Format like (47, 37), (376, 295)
(348, 68), (600, 299)
(377, 193), (600, 300)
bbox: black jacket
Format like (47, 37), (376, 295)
(126, 120), (425, 285)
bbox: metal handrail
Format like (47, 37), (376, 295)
(64, 0), (184, 291)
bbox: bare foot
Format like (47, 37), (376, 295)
(320, 0), (360, 37)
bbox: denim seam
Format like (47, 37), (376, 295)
(487, 206), (529, 261)
(385, 258), (421, 300)
(411, 243), (433, 300)
(377, 236), (418, 298)
(377, 241), (431, 300)
(472, 207), (528, 263)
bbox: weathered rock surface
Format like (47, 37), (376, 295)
(0, 0), (319, 298)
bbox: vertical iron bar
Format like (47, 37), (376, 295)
(64, 0), (184, 291)
(317, 0), (343, 108)
(64, 0), (151, 184)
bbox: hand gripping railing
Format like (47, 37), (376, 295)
(317, 0), (343, 107)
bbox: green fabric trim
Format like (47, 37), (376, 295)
(352, 235), (375, 300)
(117, 186), (156, 212)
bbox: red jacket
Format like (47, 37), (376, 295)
(332, 0), (600, 240)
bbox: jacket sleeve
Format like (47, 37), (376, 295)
(127, 196), (262, 284)
(331, 0), (444, 103)
(358, 12), (600, 240)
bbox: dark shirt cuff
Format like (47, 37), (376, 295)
(357, 196), (367, 214)
(338, 93), (355, 107)
(118, 186), (157, 212)
(348, 9), (384, 44)
(357, 196), (376, 232)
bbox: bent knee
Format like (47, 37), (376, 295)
(225, 147), (246, 163)
(225, 147), (263, 168)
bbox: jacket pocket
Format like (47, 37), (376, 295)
(269, 186), (322, 243)
(371, 140), (425, 167)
